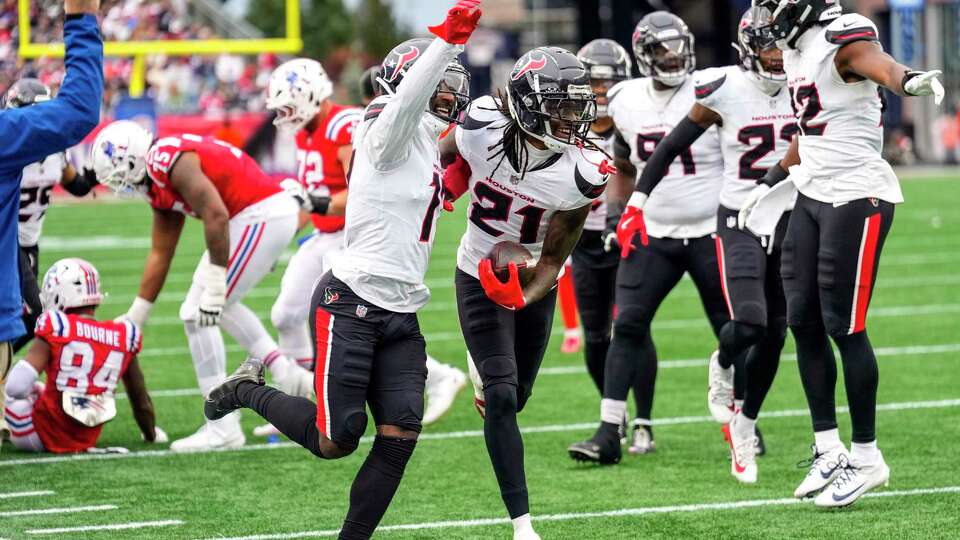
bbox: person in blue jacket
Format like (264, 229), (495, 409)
(0, 0), (103, 440)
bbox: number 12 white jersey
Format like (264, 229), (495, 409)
(454, 95), (609, 279)
(608, 75), (723, 239)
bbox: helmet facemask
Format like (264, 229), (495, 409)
(736, 9), (787, 91)
(636, 33), (695, 87)
(92, 121), (153, 199)
(510, 83), (597, 152)
(428, 63), (472, 125)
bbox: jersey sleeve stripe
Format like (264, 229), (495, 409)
(574, 165), (608, 199)
(364, 104), (387, 121)
(826, 27), (878, 45)
(124, 320), (138, 352)
(326, 110), (362, 140)
(53, 311), (69, 338)
(695, 74), (727, 99)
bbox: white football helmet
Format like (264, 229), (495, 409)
(91, 120), (154, 196)
(266, 58), (333, 132)
(40, 258), (104, 312)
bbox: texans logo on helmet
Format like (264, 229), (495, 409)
(512, 54), (548, 81)
(387, 46), (420, 82)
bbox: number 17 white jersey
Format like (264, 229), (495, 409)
(454, 95), (609, 279)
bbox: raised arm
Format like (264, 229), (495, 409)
(0, 4), (103, 177)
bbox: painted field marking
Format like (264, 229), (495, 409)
(0, 490), (54, 499)
(0, 504), (116, 518)
(202, 486), (960, 540)
(3, 398), (957, 467)
(127, 341), (960, 396)
(24, 520), (184, 535)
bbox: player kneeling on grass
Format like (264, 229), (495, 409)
(3, 258), (164, 453)
(91, 121), (315, 452)
(203, 2), (479, 538)
(745, 0), (945, 507)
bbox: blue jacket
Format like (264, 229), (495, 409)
(0, 14), (103, 341)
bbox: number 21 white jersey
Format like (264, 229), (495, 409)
(454, 95), (609, 278)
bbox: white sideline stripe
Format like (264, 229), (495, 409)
(3, 398), (958, 467)
(0, 504), (116, 517)
(130, 342), (960, 394)
(25, 520), (184, 535)
(0, 490), (54, 499)
(203, 486), (960, 539)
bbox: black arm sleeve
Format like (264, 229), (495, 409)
(759, 162), (789, 187)
(63, 167), (99, 197)
(308, 195), (331, 216)
(634, 117), (706, 195)
(613, 129), (631, 160)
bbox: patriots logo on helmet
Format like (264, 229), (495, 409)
(286, 70), (299, 87)
(512, 53), (548, 81)
(388, 46), (420, 82)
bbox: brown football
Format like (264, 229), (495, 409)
(486, 241), (536, 286)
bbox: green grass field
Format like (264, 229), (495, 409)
(3, 175), (960, 539)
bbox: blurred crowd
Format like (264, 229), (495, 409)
(0, 0), (276, 114)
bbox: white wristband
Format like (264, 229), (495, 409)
(198, 262), (228, 295)
(127, 296), (153, 328)
(627, 191), (648, 210)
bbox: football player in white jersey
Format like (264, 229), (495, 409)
(204, 2), (480, 536)
(568, 11), (730, 465)
(743, 0), (944, 507)
(627, 10), (797, 483)
(5, 79), (100, 353)
(440, 46), (609, 540)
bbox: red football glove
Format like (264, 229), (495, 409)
(478, 259), (526, 310)
(428, 0), (482, 45)
(441, 154), (471, 211)
(616, 205), (648, 258)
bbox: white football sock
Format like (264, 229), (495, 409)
(734, 399), (744, 411)
(814, 428), (843, 452)
(512, 513), (533, 532)
(600, 398), (627, 425)
(851, 440), (880, 465)
(278, 323), (313, 362)
(221, 302), (278, 359)
(733, 411), (756, 439)
(184, 321), (227, 397)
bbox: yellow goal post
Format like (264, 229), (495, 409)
(17, 0), (303, 97)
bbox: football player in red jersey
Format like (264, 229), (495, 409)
(260, 59), (466, 434)
(3, 258), (164, 453)
(91, 121), (314, 452)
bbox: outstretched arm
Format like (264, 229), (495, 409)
(837, 41), (943, 103)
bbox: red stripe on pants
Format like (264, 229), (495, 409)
(313, 307), (334, 439)
(227, 223), (265, 298)
(714, 236), (734, 319)
(852, 213), (882, 334)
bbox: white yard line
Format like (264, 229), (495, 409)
(0, 504), (116, 517)
(202, 486), (960, 540)
(24, 520), (184, 535)
(0, 490), (54, 499)
(129, 341), (960, 395)
(3, 398), (958, 467)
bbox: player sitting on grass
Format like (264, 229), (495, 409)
(3, 258), (165, 454)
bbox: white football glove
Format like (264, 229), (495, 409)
(143, 426), (168, 444)
(280, 178), (313, 212)
(197, 262), (227, 327)
(115, 296), (153, 328)
(86, 446), (130, 454)
(738, 184), (771, 230)
(903, 70), (944, 105)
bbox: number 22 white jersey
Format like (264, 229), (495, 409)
(693, 66), (797, 210)
(784, 13), (901, 205)
(454, 95), (609, 278)
(18, 152), (67, 247)
(331, 38), (462, 313)
(608, 75), (723, 239)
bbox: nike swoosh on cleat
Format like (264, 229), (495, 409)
(832, 482), (866, 501)
(819, 464), (840, 479)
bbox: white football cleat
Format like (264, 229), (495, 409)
(794, 444), (851, 498)
(628, 421), (656, 455)
(170, 419), (245, 452)
(707, 350), (735, 423)
(722, 422), (758, 484)
(814, 451), (889, 508)
(269, 356), (314, 398)
(513, 525), (541, 540)
(253, 423), (282, 437)
(423, 364), (467, 425)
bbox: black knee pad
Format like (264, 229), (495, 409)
(722, 321), (767, 350)
(483, 381), (519, 417)
(478, 354), (517, 387)
(612, 307), (651, 339)
(342, 408), (369, 443)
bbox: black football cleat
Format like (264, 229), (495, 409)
(755, 425), (766, 457)
(568, 424), (622, 465)
(204, 358), (265, 421)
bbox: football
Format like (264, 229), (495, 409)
(486, 241), (537, 286)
